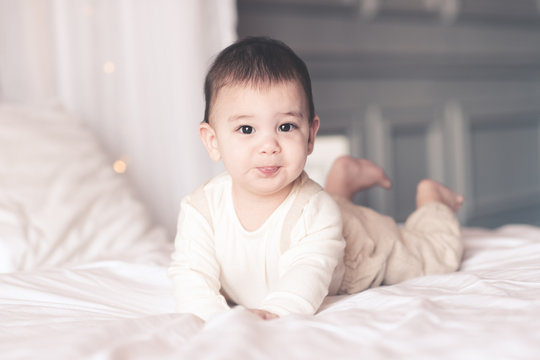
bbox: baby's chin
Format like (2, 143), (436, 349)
(246, 178), (295, 199)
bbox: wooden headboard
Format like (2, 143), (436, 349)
(238, 0), (540, 227)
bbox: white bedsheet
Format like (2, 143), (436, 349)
(0, 104), (170, 272)
(1, 104), (539, 358)
(2, 225), (540, 360)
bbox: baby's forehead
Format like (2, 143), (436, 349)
(214, 79), (306, 104)
(220, 78), (302, 93)
(209, 80), (309, 122)
(213, 80), (307, 107)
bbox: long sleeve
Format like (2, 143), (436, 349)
(259, 193), (345, 316)
(167, 199), (230, 321)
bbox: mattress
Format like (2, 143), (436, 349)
(1, 104), (539, 359)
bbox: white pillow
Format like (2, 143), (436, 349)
(0, 104), (171, 272)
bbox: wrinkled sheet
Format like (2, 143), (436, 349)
(1, 104), (539, 358)
(0, 104), (170, 272)
(2, 225), (540, 360)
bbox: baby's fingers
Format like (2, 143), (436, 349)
(249, 308), (279, 320)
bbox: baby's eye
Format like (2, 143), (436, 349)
(279, 123), (297, 132)
(238, 125), (254, 134)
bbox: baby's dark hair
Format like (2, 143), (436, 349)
(203, 36), (315, 124)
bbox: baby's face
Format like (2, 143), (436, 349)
(201, 80), (319, 200)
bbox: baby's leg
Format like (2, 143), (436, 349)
(416, 179), (464, 212)
(384, 182), (464, 285)
(324, 155), (391, 201)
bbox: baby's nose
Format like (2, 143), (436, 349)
(259, 136), (280, 154)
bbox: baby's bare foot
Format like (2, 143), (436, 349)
(324, 155), (392, 200)
(416, 179), (464, 212)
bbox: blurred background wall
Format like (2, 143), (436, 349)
(0, 0), (236, 236)
(237, 0), (540, 228)
(1, 0), (539, 235)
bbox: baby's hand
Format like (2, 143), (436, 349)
(248, 308), (279, 320)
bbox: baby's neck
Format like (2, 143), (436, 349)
(232, 185), (293, 232)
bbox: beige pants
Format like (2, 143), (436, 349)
(334, 198), (463, 295)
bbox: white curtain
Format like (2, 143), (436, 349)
(0, 0), (236, 236)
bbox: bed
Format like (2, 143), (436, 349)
(1, 104), (540, 359)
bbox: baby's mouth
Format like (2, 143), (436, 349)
(257, 166), (280, 176)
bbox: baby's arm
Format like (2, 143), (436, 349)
(167, 200), (230, 321)
(259, 193), (345, 316)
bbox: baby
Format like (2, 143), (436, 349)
(168, 36), (464, 321)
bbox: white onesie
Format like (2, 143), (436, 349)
(168, 172), (463, 321)
(168, 172), (345, 321)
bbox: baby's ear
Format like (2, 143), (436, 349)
(307, 115), (320, 155)
(199, 123), (221, 161)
